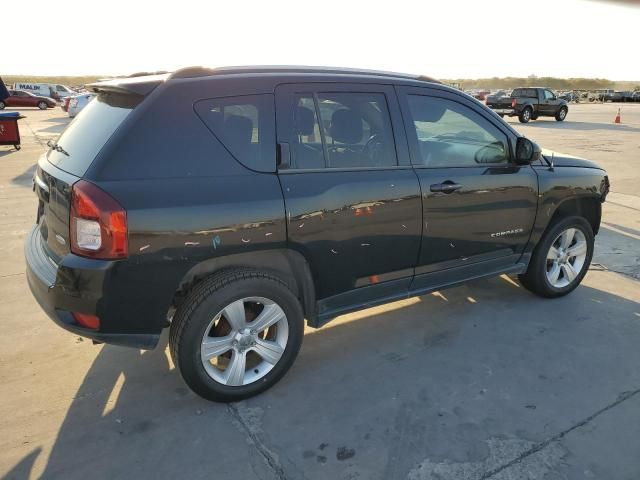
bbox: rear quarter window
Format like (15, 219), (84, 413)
(47, 93), (141, 177)
(512, 88), (537, 98)
(194, 94), (275, 172)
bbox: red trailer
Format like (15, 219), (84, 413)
(0, 112), (25, 150)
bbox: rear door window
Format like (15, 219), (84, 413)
(47, 92), (141, 177)
(195, 94), (275, 172)
(285, 91), (397, 169)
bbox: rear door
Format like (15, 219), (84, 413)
(397, 86), (538, 287)
(275, 83), (422, 312)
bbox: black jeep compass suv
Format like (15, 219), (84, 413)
(25, 66), (609, 402)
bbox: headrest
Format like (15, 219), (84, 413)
(410, 100), (446, 123)
(224, 114), (253, 144)
(330, 109), (362, 144)
(294, 106), (316, 136)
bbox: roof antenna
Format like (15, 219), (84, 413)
(545, 151), (555, 171)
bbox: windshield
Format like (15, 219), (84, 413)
(47, 92), (142, 176)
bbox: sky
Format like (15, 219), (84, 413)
(4, 0), (640, 80)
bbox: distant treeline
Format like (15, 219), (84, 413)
(445, 77), (639, 91)
(3, 75), (104, 87)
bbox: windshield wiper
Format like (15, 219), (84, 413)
(47, 140), (70, 157)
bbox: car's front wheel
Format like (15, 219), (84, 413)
(170, 269), (304, 402)
(519, 216), (594, 298)
(37, 101), (48, 110)
(0, 101), (5, 110)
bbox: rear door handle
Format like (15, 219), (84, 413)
(430, 182), (462, 193)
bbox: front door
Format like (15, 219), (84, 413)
(275, 83), (422, 314)
(12, 91), (29, 107)
(397, 87), (538, 287)
(541, 89), (560, 115)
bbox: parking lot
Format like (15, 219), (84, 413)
(1, 103), (639, 479)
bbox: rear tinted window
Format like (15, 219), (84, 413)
(195, 94), (275, 172)
(47, 93), (140, 177)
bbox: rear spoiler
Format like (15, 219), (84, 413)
(86, 73), (168, 96)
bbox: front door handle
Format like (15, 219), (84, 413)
(430, 181), (462, 193)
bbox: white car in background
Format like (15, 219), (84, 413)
(67, 93), (96, 118)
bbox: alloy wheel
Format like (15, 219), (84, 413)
(545, 228), (587, 288)
(200, 297), (289, 386)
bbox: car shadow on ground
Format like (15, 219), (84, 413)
(42, 117), (70, 124)
(33, 124), (67, 135)
(10, 165), (37, 188)
(0, 148), (21, 158)
(6, 273), (640, 479)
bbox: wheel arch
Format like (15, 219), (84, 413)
(548, 195), (601, 235)
(171, 249), (317, 325)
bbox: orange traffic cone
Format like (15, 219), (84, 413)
(614, 108), (621, 124)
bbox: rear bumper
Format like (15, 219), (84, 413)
(491, 108), (516, 116)
(24, 225), (161, 349)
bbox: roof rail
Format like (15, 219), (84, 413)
(169, 65), (440, 84)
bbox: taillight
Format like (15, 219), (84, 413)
(511, 99), (517, 108)
(72, 312), (100, 330)
(70, 180), (128, 259)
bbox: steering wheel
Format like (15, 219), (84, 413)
(362, 134), (384, 164)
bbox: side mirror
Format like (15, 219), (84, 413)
(515, 137), (541, 164)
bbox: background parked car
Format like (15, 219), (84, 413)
(484, 90), (510, 104)
(61, 97), (72, 112)
(473, 89), (491, 101)
(617, 91), (635, 102)
(486, 87), (568, 123)
(559, 91), (579, 102)
(0, 90), (57, 110)
(632, 91), (640, 102)
(67, 93), (96, 117)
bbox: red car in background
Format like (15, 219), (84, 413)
(61, 97), (72, 112)
(0, 90), (57, 110)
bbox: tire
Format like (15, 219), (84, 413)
(0, 101), (5, 109)
(518, 107), (532, 123)
(37, 101), (48, 110)
(170, 269), (304, 402)
(555, 107), (568, 121)
(518, 216), (594, 298)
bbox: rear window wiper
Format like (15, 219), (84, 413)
(47, 140), (70, 157)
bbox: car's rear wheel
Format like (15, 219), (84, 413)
(518, 216), (594, 298)
(555, 107), (567, 121)
(170, 269), (304, 402)
(518, 107), (532, 123)
(37, 101), (48, 110)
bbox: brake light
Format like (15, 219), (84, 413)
(72, 312), (100, 330)
(70, 180), (128, 259)
(511, 99), (517, 108)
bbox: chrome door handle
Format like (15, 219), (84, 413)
(430, 182), (462, 193)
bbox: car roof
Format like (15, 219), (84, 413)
(169, 65), (440, 83)
(87, 65), (442, 95)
